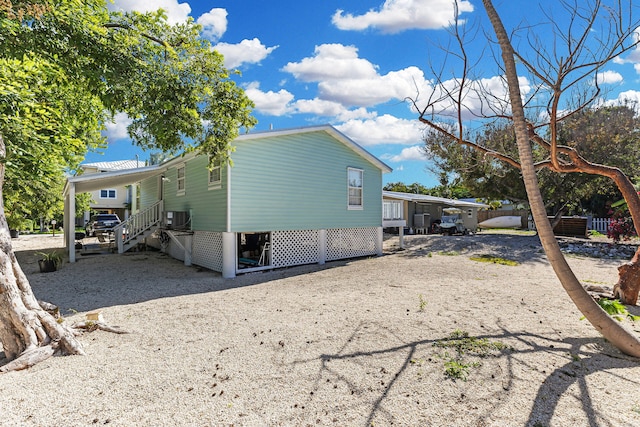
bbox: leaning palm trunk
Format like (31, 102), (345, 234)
(482, 0), (640, 357)
(0, 134), (85, 371)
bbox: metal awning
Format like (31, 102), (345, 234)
(63, 164), (165, 196)
(63, 164), (166, 263)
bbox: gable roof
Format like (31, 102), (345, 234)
(383, 191), (489, 209)
(236, 125), (392, 173)
(161, 124), (392, 173)
(65, 125), (391, 196)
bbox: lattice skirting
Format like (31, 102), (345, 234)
(166, 234), (185, 262)
(327, 227), (378, 261)
(176, 228), (378, 275)
(271, 230), (319, 268)
(192, 231), (224, 272)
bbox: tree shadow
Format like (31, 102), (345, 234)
(14, 248), (356, 314)
(395, 233), (550, 265)
(290, 323), (639, 426)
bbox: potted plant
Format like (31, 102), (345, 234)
(37, 251), (62, 273)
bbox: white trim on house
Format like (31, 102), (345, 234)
(176, 164), (186, 196)
(347, 167), (364, 210)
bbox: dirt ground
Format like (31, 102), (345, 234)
(1, 231), (639, 426)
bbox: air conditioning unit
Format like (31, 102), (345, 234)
(164, 211), (190, 230)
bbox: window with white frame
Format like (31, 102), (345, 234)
(176, 165), (185, 195)
(347, 168), (363, 209)
(99, 189), (117, 199)
(208, 157), (222, 189)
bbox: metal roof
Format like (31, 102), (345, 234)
(80, 159), (145, 172)
(383, 191), (489, 209)
(64, 164), (165, 195)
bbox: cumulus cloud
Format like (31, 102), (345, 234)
(613, 27), (640, 68)
(104, 113), (132, 140)
(413, 75), (532, 121)
(197, 8), (227, 41)
(291, 99), (376, 122)
(110, 0), (190, 24)
(596, 70), (623, 85)
(603, 90), (640, 109)
(244, 82), (294, 116)
(282, 44), (431, 107)
(214, 38), (278, 69)
(282, 44), (379, 81)
(382, 145), (427, 162)
(336, 115), (425, 146)
(332, 0), (474, 33)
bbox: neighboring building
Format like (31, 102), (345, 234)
(78, 159), (145, 225)
(383, 191), (489, 235)
(64, 125), (392, 278)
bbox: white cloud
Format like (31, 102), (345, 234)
(197, 8), (227, 41)
(291, 99), (376, 121)
(603, 90), (640, 109)
(614, 27), (640, 68)
(596, 70), (623, 85)
(282, 44), (379, 81)
(282, 44), (431, 107)
(109, 0), (191, 24)
(244, 82), (294, 116)
(336, 115), (425, 146)
(214, 38), (278, 69)
(382, 145), (427, 162)
(104, 113), (132, 140)
(332, 0), (474, 33)
(413, 75), (532, 121)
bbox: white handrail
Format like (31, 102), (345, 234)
(114, 200), (163, 252)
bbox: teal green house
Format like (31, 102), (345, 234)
(64, 125), (391, 278)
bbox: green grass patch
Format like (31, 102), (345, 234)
(433, 330), (510, 381)
(470, 254), (519, 266)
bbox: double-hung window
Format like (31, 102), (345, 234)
(208, 157), (222, 189)
(347, 168), (363, 210)
(176, 165), (185, 196)
(100, 189), (117, 199)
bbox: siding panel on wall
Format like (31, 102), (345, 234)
(162, 156), (227, 231)
(229, 131), (383, 231)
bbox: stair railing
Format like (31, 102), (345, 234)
(114, 200), (163, 253)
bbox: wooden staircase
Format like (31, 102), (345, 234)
(113, 201), (163, 253)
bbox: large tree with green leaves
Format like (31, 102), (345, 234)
(425, 103), (640, 214)
(413, 0), (640, 356)
(0, 0), (255, 371)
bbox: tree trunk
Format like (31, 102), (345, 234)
(0, 133), (84, 371)
(482, 0), (640, 357)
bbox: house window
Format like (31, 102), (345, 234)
(383, 200), (403, 220)
(176, 165), (185, 195)
(100, 189), (116, 199)
(208, 157), (222, 189)
(348, 168), (363, 210)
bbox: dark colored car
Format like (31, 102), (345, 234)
(85, 214), (121, 237)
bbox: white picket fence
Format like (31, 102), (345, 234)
(589, 217), (611, 233)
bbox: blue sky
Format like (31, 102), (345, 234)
(88, 0), (640, 188)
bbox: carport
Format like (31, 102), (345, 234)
(63, 165), (165, 263)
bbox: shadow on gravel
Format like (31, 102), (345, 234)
(392, 233), (549, 265)
(293, 324), (639, 426)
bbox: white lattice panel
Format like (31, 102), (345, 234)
(272, 230), (319, 267)
(168, 234), (186, 261)
(192, 231), (224, 272)
(327, 227), (377, 261)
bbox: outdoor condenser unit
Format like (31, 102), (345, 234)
(164, 211), (190, 230)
